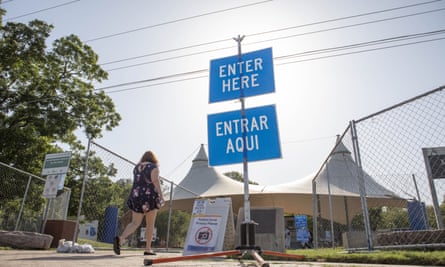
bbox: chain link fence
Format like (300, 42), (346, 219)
(79, 142), (195, 249)
(2, 86), (443, 252)
(313, 86), (445, 250)
(0, 162), (71, 234)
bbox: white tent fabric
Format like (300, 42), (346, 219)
(167, 143), (404, 224)
(262, 140), (397, 198)
(171, 144), (263, 200)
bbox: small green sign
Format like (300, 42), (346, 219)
(41, 152), (72, 175)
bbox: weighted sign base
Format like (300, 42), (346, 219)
(143, 248), (304, 266)
(143, 223), (304, 266)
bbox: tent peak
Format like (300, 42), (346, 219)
(332, 139), (350, 155)
(193, 144), (208, 163)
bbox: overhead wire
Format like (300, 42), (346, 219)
(277, 36), (445, 65)
(84, 0), (273, 43)
(98, 29), (445, 94)
(100, 0), (444, 68)
(275, 29), (445, 61)
(101, 6), (445, 73)
(1, 0), (14, 5)
(249, 0), (443, 38)
(2, 23), (444, 108)
(3, 0), (80, 21)
(1, 1), (445, 106)
(246, 7), (445, 47)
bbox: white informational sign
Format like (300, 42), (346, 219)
(422, 146), (445, 179)
(140, 227), (157, 242)
(78, 220), (98, 241)
(43, 174), (62, 198)
(41, 151), (72, 175)
(192, 199), (208, 215)
(183, 198), (234, 256)
(185, 215), (222, 253)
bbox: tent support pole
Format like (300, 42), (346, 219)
(326, 164), (336, 248)
(350, 120), (373, 250)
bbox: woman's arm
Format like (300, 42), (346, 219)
(151, 167), (164, 202)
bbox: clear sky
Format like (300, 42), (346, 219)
(3, 0), (445, 185)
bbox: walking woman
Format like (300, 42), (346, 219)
(113, 150), (164, 256)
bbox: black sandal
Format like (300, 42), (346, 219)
(144, 251), (156, 255)
(113, 236), (121, 255)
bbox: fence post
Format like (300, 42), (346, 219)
(350, 120), (373, 250)
(15, 175), (32, 231)
(73, 136), (92, 242)
(166, 181), (174, 250)
(325, 164), (335, 248)
(311, 180), (318, 249)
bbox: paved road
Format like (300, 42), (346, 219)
(0, 249), (434, 267)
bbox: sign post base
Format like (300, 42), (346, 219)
(143, 247), (304, 266)
(143, 223), (304, 266)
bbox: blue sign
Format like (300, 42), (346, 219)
(209, 48), (275, 103)
(207, 104), (281, 166)
(294, 215), (309, 243)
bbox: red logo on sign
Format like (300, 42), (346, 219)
(194, 226), (213, 245)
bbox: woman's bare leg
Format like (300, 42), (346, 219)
(144, 209), (158, 252)
(119, 211), (144, 245)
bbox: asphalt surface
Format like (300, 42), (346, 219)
(0, 249), (435, 267)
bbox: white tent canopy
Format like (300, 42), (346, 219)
(168, 143), (405, 224)
(171, 144), (263, 200)
(262, 140), (397, 197)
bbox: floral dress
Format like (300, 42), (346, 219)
(126, 162), (161, 213)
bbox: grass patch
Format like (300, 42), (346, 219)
(280, 248), (445, 266)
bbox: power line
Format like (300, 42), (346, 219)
(276, 29), (445, 61)
(98, 69), (207, 91)
(248, 7), (445, 47)
(1, 28), (443, 111)
(2, 28), (442, 111)
(84, 0), (272, 43)
(97, 29), (445, 94)
(277, 36), (445, 66)
(1, 0), (15, 4)
(104, 75), (207, 95)
(4, 0), (80, 21)
(249, 0), (443, 38)
(2, 3), (445, 107)
(101, 5), (445, 72)
(283, 135), (337, 145)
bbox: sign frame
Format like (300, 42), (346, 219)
(209, 47), (275, 103)
(41, 151), (72, 176)
(207, 104), (281, 166)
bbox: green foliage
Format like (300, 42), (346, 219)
(284, 248), (445, 266)
(0, 16), (121, 223)
(155, 210), (191, 247)
(351, 207), (385, 231)
(224, 171), (258, 185)
(380, 207), (409, 229)
(0, 18), (121, 170)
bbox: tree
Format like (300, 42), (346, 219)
(0, 12), (122, 227)
(155, 210), (190, 247)
(224, 171), (259, 185)
(350, 207), (383, 231)
(0, 17), (121, 173)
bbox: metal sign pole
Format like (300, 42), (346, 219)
(233, 35), (251, 224)
(143, 40), (304, 267)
